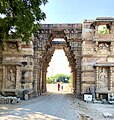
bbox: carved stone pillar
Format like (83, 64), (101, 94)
(70, 71), (74, 92)
(96, 66), (99, 91)
(33, 65), (38, 96)
(72, 69), (76, 94)
(96, 66), (99, 99)
(110, 67), (113, 91)
(15, 66), (21, 89)
(2, 66), (5, 90)
(41, 68), (47, 93)
(37, 65), (41, 95)
(43, 70), (47, 92)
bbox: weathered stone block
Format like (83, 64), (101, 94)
(81, 72), (95, 82)
(82, 65), (94, 71)
(82, 57), (94, 64)
(82, 28), (94, 40)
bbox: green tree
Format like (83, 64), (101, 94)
(47, 74), (71, 84)
(46, 76), (55, 84)
(0, 0), (48, 43)
(55, 74), (70, 83)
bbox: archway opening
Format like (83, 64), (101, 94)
(46, 38), (73, 93)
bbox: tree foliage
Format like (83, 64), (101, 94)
(0, 0), (48, 43)
(47, 76), (55, 84)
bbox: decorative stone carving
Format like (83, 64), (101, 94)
(3, 40), (21, 52)
(8, 43), (17, 49)
(98, 67), (109, 91)
(95, 42), (110, 51)
(98, 43), (109, 50)
(6, 66), (16, 89)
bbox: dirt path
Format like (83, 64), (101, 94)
(0, 86), (114, 120)
(0, 92), (79, 120)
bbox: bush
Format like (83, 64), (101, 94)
(47, 76), (55, 84)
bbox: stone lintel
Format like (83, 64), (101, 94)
(39, 24), (82, 29)
(1, 89), (22, 96)
(81, 81), (95, 84)
(96, 90), (112, 94)
(3, 39), (22, 42)
(93, 39), (113, 42)
(81, 70), (94, 72)
(21, 44), (33, 48)
(69, 39), (82, 42)
(108, 55), (114, 57)
(1, 89), (20, 92)
(96, 17), (114, 20)
(22, 68), (33, 71)
(93, 63), (114, 67)
(1, 63), (21, 66)
(82, 55), (93, 57)
(1, 54), (33, 57)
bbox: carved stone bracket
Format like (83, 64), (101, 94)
(3, 40), (21, 51)
(94, 42), (110, 51)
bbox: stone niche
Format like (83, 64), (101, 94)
(1, 64), (21, 96)
(96, 67), (110, 91)
(95, 65), (113, 100)
(21, 70), (33, 89)
(94, 41), (111, 55)
(3, 40), (21, 53)
(21, 57), (33, 90)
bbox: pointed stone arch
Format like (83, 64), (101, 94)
(33, 24), (82, 97)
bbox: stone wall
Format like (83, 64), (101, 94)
(82, 20), (95, 94)
(82, 17), (114, 100)
(0, 17), (114, 100)
(0, 40), (34, 98)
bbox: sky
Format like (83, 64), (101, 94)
(42, 0), (114, 77)
(47, 49), (71, 77)
(41, 0), (114, 24)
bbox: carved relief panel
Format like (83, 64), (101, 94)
(0, 69), (3, 89)
(95, 42), (110, 51)
(5, 66), (16, 89)
(97, 67), (110, 91)
(94, 42), (111, 55)
(3, 41), (21, 52)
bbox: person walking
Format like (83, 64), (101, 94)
(61, 85), (63, 91)
(61, 82), (63, 91)
(58, 83), (60, 91)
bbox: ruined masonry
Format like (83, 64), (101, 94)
(0, 17), (114, 100)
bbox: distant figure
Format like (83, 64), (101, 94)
(58, 83), (60, 91)
(61, 85), (63, 91)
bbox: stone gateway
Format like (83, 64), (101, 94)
(0, 17), (114, 100)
